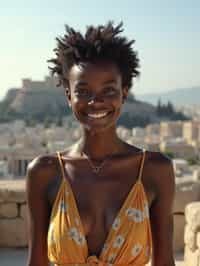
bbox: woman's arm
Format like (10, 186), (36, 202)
(150, 154), (175, 266)
(26, 156), (53, 266)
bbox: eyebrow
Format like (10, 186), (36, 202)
(75, 79), (117, 87)
(75, 81), (88, 87)
(102, 79), (117, 85)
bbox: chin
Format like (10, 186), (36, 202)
(82, 121), (116, 134)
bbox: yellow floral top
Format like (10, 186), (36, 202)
(47, 150), (152, 265)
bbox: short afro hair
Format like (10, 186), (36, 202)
(48, 21), (140, 90)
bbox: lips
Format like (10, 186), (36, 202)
(85, 110), (113, 119)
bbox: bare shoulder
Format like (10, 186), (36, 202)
(27, 154), (58, 175)
(146, 150), (173, 169)
(146, 150), (174, 173)
(145, 151), (175, 196)
(26, 153), (59, 193)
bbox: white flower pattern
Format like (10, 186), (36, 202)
(60, 200), (68, 212)
(68, 227), (79, 240)
(74, 232), (85, 246)
(125, 207), (143, 223)
(125, 207), (135, 217)
(68, 227), (85, 246)
(101, 243), (108, 254)
(113, 235), (125, 248)
(131, 243), (142, 257)
(112, 217), (121, 231)
(107, 253), (117, 263)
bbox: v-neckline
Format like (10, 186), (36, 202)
(59, 151), (145, 258)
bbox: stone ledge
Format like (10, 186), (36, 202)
(0, 180), (28, 247)
(174, 181), (200, 214)
(0, 203), (18, 218)
(0, 180), (26, 203)
(0, 218), (27, 247)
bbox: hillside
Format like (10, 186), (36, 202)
(136, 87), (200, 106)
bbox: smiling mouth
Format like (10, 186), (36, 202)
(86, 111), (112, 119)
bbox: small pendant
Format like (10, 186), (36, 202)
(93, 166), (100, 173)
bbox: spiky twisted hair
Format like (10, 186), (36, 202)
(48, 21), (140, 90)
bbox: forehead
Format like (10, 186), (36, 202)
(68, 60), (122, 85)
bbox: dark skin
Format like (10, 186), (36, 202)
(26, 61), (175, 266)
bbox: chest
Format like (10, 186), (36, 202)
(48, 158), (155, 256)
(49, 159), (155, 225)
(70, 174), (133, 231)
(79, 165), (152, 228)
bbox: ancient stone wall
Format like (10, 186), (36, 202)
(184, 202), (200, 266)
(0, 180), (27, 247)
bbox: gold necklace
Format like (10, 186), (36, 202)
(81, 151), (109, 174)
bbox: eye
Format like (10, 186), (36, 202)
(74, 88), (90, 97)
(103, 87), (117, 96)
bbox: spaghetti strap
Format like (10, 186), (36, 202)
(138, 149), (146, 182)
(56, 151), (66, 182)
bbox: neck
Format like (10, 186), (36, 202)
(77, 126), (125, 161)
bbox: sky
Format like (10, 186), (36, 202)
(0, 0), (200, 100)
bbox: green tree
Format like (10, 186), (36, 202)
(163, 151), (175, 159)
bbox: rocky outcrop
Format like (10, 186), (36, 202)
(10, 87), (67, 116)
(3, 88), (20, 105)
(1, 77), (69, 119)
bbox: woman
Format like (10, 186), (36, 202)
(26, 22), (175, 265)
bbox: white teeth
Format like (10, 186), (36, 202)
(87, 112), (109, 118)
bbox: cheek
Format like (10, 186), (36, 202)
(114, 96), (124, 116)
(70, 98), (86, 117)
(111, 94), (123, 108)
(70, 94), (84, 107)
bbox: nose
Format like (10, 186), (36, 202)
(88, 94), (104, 106)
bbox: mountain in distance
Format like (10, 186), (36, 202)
(136, 87), (200, 106)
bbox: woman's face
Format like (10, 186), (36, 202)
(66, 60), (128, 132)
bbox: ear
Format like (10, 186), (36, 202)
(122, 86), (128, 103)
(65, 87), (72, 107)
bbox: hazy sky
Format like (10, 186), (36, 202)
(0, 0), (200, 100)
